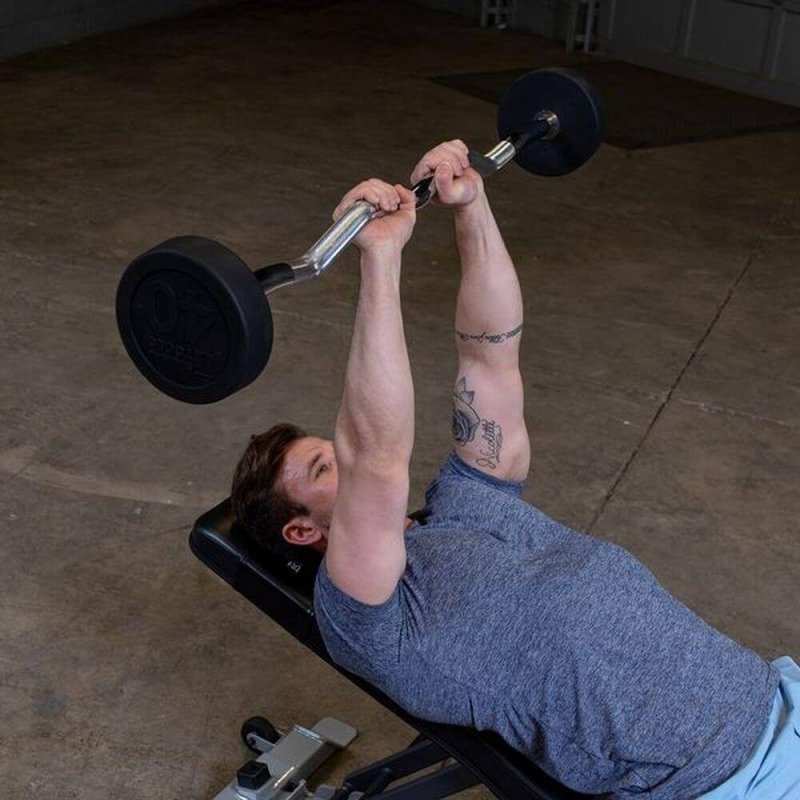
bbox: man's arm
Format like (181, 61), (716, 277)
(412, 141), (530, 482)
(325, 180), (416, 605)
(452, 192), (530, 481)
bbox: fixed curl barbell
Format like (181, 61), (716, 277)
(116, 67), (605, 404)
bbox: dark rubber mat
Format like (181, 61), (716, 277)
(432, 59), (800, 150)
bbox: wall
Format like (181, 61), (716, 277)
(0, 0), (235, 60)
(412, 0), (800, 106)
(413, 0), (483, 18)
(512, 0), (572, 40)
(598, 0), (800, 107)
(412, 0), (573, 40)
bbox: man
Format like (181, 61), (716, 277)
(232, 141), (800, 799)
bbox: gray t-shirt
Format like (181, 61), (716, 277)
(314, 453), (778, 799)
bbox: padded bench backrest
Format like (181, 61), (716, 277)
(190, 497), (323, 650)
(189, 498), (596, 800)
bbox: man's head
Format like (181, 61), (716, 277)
(231, 424), (337, 566)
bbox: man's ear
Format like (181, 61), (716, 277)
(282, 515), (324, 547)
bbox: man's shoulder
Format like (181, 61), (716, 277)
(313, 559), (405, 679)
(314, 559), (403, 628)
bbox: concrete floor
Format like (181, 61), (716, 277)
(1, 1), (799, 797)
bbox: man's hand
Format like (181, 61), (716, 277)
(409, 140), (484, 209)
(333, 179), (416, 255)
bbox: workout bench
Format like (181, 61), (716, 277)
(190, 499), (598, 800)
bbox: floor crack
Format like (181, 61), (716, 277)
(675, 398), (798, 432)
(587, 247), (761, 532)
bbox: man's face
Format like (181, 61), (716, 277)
(279, 436), (338, 543)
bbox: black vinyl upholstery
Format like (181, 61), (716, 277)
(190, 498), (597, 800)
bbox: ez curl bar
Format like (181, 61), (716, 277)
(116, 67), (605, 404)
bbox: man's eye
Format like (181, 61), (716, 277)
(317, 463), (329, 477)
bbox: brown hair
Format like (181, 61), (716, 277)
(231, 423), (317, 574)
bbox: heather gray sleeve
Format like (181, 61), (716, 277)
(313, 560), (403, 683)
(429, 451), (524, 499)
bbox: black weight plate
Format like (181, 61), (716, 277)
(497, 67), (605, 177)
(116, 236), (273, 404)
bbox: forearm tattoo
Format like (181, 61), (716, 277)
(456, 323), (523, 345)
(452, 376), (504, 470)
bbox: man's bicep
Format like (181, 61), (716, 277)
(451, 361), (530, 482)
(325, 467), (409, 606)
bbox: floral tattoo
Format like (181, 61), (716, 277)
(452, 377), (480, 445)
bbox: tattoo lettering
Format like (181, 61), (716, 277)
(451, 377), (504, 469)
(476, 419), (503, 470)
(456, 323), (523, 345)
(452, 377), (480, 445)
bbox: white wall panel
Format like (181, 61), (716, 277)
(774, 6), (800, 83)
(600, 0), (800, 106)
(686, 0), (773, 74)
(606, 0), (683, 54)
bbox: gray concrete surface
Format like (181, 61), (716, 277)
(0, 1), (798, 798)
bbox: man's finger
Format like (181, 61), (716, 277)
(395, 184), (417, 211)
(433, 161), (455, 198)
(450, 139), (470, 167)
(333, 180), (398, 220)
(410, 157), (438, 186)
(411, 139), (472, 184)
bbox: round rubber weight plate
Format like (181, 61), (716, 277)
(497, 67), (605, 177)
(116, 236), (273, 404)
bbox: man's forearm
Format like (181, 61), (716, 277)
(453, 193), (523, 368)
(335, 245), (414, 471)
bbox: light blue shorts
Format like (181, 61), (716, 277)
(699, 656), (800, 799)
